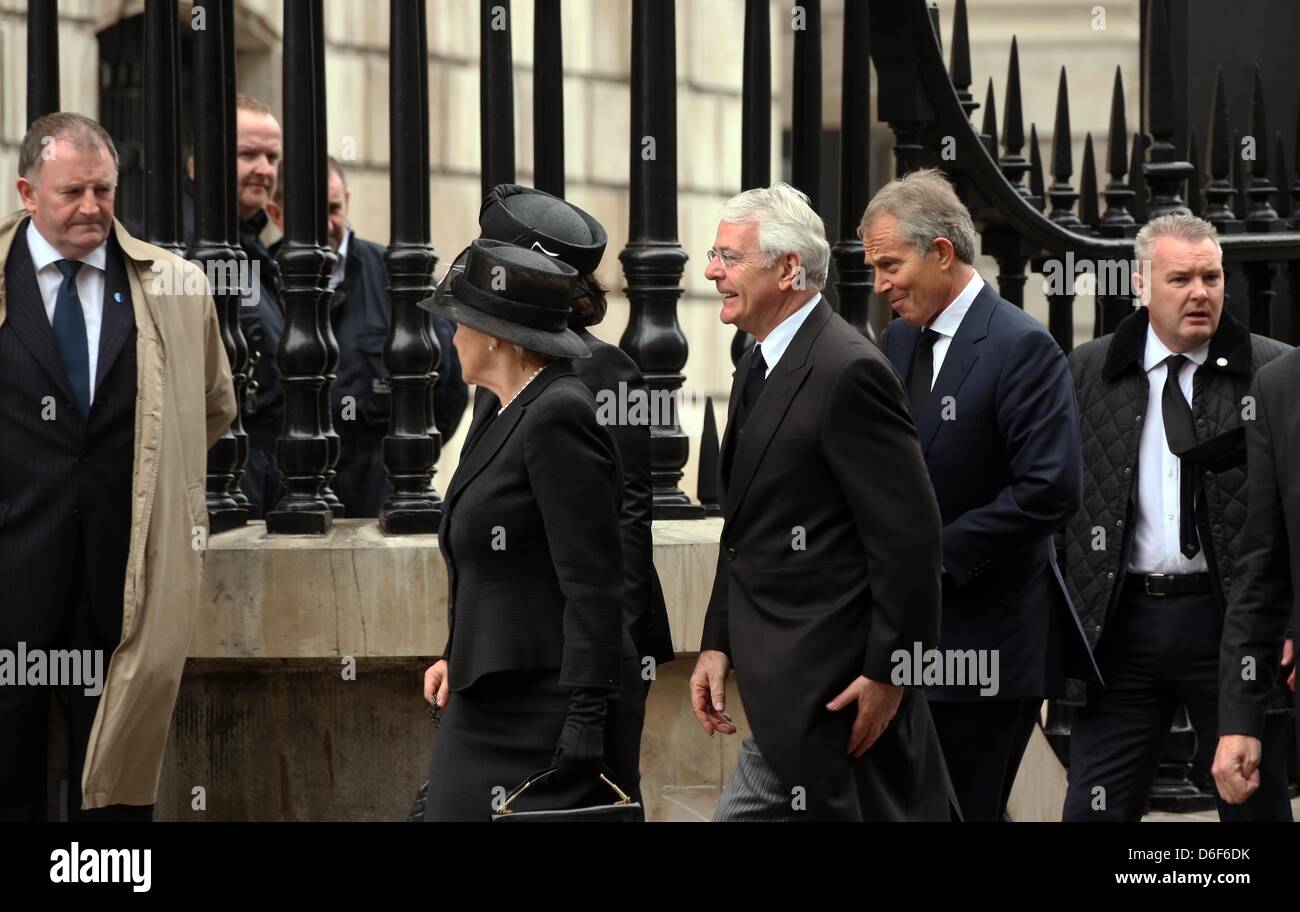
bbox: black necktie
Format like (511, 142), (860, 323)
(908, 328), (939, 417)
(722, 344), (768, 489)
(1161, 354), (1200, 559)
(52, 259), (91, 417)
(741, 343), (767, 419)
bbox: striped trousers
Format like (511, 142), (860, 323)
(713, 736), (804, 822)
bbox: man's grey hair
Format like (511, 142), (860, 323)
(859, 168), (977, 264)
(1135, 213), (1222, 264)
(19, 112), (119, 182)
(718, 182), (830, 289)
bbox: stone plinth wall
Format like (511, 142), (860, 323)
(159, 518), (757, 822)
(158, 518), (1062, 821)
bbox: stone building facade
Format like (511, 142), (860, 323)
(1, 0), (1140, 495)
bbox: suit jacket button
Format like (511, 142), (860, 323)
(726, 547), (737, 560)
(1106, 571), (1115, 580)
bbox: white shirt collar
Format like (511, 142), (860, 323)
(1142, 323), (1209, 373)
(927, 271), (984, 338)
(756, 292), (820, 375)
(329, 228), (351, 289)
(26, 220), (108, 275)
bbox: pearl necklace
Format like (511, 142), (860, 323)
(498, 366), (546, 415)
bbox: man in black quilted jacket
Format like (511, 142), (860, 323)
(1060, 213), (1292, 821)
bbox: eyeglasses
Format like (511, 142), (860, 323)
(705, 248), (756, 269)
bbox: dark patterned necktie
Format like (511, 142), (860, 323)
(52, 259), (91, 417)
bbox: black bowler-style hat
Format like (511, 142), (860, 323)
(418, 239), (590, 360)
(478, 184), (608, 275)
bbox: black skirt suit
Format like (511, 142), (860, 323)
(424, 363), (640, 821)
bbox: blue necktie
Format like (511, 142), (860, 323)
(52, 259), (91, 417)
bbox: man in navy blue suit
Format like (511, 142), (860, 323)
(868, 169), (1099, 821)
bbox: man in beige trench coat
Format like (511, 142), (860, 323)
(0, 113), (235, 819)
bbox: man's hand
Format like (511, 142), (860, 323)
(690, 650), (737, 736)
(827, 676), (903, 757)
(1282, 637), (1295, 692)
(1212, 734), (1262, 805)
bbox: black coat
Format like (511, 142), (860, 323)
(0, 223), (137, 645)
(1220, 347), (1300, 739)
(468, 329), (674, 667)
(322, 234), (470, 517)
(238, 210), (285, 431)
(882, 283), (1100, 701)
(181, 181), (283, 434)
(1063, 307), (1290, 652)
(328, 234), (468, 444)
(701, 299), (956, 821)
(440, 363), (633, 692)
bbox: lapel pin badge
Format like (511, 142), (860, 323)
(114, 292), (124, 303)
(1216, 357), (1227, 367)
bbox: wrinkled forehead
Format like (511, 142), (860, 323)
(39, 139), (117, 184)
(861, 212), (912, 256)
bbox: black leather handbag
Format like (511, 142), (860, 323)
(491, 767), (644, 823)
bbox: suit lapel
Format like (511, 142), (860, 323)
(94, 237), (134, 391)
(444, 400), (523, 510)
(724, 301), (830, 524)
(884, 319), (920, 383)
(461, 387), (500, 457)
(717, 348), (747, 504)
(443, 363), (571, 509)
(917, 285), (995, 455)
(2, 220), (82, 419)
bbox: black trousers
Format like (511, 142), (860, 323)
(1063, 585), (1293, 822)
(929, 697), (1042, 821)
(0, 556), (152, 822)
(241, 421), (282, 518)
(332, 431), (392, 519)
(247, 427), (392, 519)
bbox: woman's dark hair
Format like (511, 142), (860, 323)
(568, 273), (609, 328)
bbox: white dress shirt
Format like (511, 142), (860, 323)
(1128, 326), (1210, 574)
(27, 220), (107, 404)
(756, 292), (821, 378)
(329, 228), (351, 291)
(925, 271), (985, 389)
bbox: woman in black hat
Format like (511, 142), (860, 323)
(472, 185), (676, 797)
(418, 239), (641, 821)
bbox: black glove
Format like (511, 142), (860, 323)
(552, 688), (608, 775)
